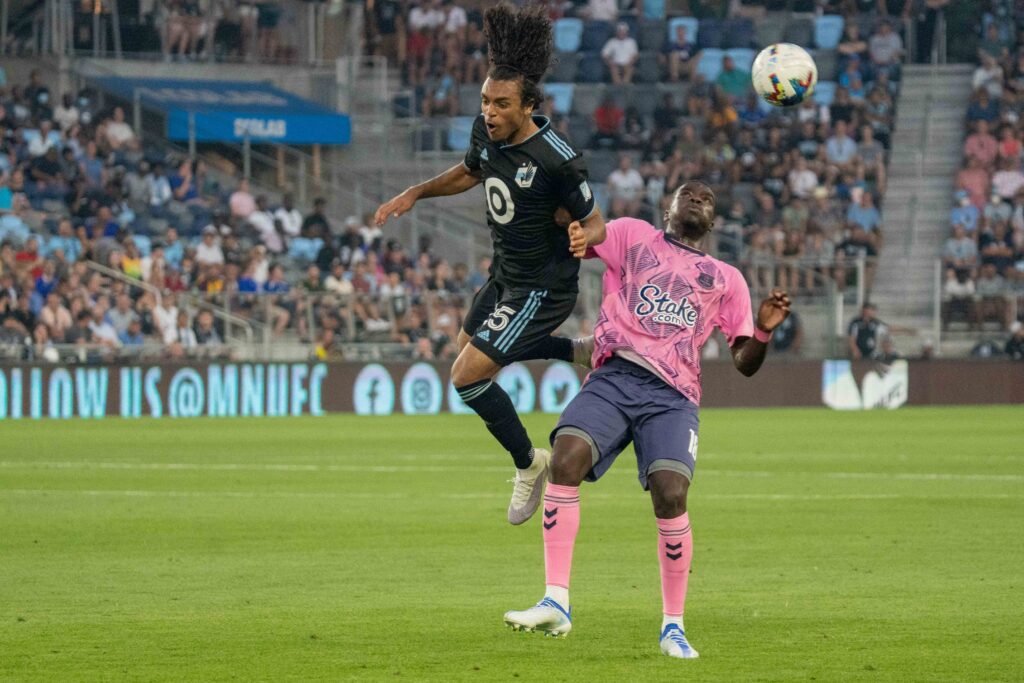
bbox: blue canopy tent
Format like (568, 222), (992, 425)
(92, 76), (351, 146)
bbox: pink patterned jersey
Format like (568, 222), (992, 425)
(587, 217), (755, 405)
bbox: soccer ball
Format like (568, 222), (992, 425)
(751, 43), (818, 107)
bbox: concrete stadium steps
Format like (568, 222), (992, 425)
(875, 64), (972, 341)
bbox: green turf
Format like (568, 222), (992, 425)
(2, 407), (1023, 681)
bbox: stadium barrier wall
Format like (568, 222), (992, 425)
(0, 359), (1020, 421)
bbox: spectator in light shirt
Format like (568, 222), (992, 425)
(601, 23), (639, 86)
(274, 193), (303, 239)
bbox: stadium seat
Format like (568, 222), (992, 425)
(567, 116), (592, 149)
(638, 20), (665, 51)
(591, 183), (610, 214)
(550, 53), (580, 83)
(812, 49), (839, 81)
(586, 149), (620, 181)
(695, 48), (725, 82)
(132, 234), (152, 256)
(782, 18), (814, 47)
(721, 18), (755, 49)
(635, 52), (662, 84)
(643, 0), (666, 20)
(726, 47), (756, 73)
(543, 83), (575, 116)
(414, 121), (445, 152)
(755, 14), (786, 47)
(697, 18), (723, 49)
(459, 87), (481, 117)
(812, 80), (837, 106)
(288, 237), (323, 263)
(572, 84), (605, 117)
(667, 17), (699, 46)
(446, 116), (475, 151)
(630, 85), (661, 117)
(814, 15), (844, 49)
(554, 18), (584, 53)
(577, 52), (608, 83)
(581, 21), (614, 52)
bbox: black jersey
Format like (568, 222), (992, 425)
(463, 114), (596, 292)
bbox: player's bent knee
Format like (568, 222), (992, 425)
(550, 434), (593, 486)
(648, 470), (690, 519)
(450, 344), (500, 388)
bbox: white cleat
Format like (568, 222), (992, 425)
(504, 597), (572, 637)
(572, 336), (595, 369)
(659, 624), (699, 659)
(508, 448), (550, 525)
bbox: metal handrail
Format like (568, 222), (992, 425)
(178, 293), (256, 347)
(85, 260), (162, 307)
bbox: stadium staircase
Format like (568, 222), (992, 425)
(873, 63), (973, 350)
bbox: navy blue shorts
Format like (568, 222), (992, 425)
(550, 357), (699, 490)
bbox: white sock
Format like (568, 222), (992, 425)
(662, 614), (684, 631)
(545, 585), (569, 608)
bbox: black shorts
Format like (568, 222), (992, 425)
(463, 278), (577, 366)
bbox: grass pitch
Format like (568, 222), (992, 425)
(2, 407), (1023, 681)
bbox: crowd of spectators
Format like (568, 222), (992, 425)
(0, 71), (496, 363)
(371, 2), (906, 299)
(583, 22), (899, 298)
(946, 1), (1024, 337)
(2, 0), (302, 62)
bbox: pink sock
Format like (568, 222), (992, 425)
(543, 484), (580, 591)
(657, 513), (693, 619)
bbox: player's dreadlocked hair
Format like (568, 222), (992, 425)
(484, 2), (553, 110)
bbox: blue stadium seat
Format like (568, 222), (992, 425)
(726, 47), (756, 73)
(543, 83), (575, 116)
(644, 0), (666, 20)
(638, 20), (665, 51)
(581, 21), (614, 53)
(814, 15), (844, 50)
(695, 48), (725, 82)
(554, 18), (584, 53)
(812, 80), (837, 106)
(591, 183), (610, 214)
(721, 18), (754, 49)
(697, 18), (723, 49)
(288, 237), (323, 263)
(667, 17), (699, 46)
(446, 116), (475, 151)
(577, 52), (608, 83)
(132, 234), (152, 256)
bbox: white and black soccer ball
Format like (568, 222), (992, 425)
(751, 43), (818, 107)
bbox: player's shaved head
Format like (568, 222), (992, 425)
(665, 182), (716, 244)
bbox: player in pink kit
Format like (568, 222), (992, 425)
(504, 181), (791, 659)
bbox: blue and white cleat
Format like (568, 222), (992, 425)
(659, 624), (699, 659)
(504, 597), (572, 638)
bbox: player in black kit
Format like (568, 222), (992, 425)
(374, 3), (606, 526)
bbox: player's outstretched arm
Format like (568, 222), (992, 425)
(374, 162), (482, 227)
(730, 288), (791, 377)
(567, 208), (607, 258)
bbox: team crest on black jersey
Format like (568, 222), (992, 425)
(515, 162), (537, 188)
